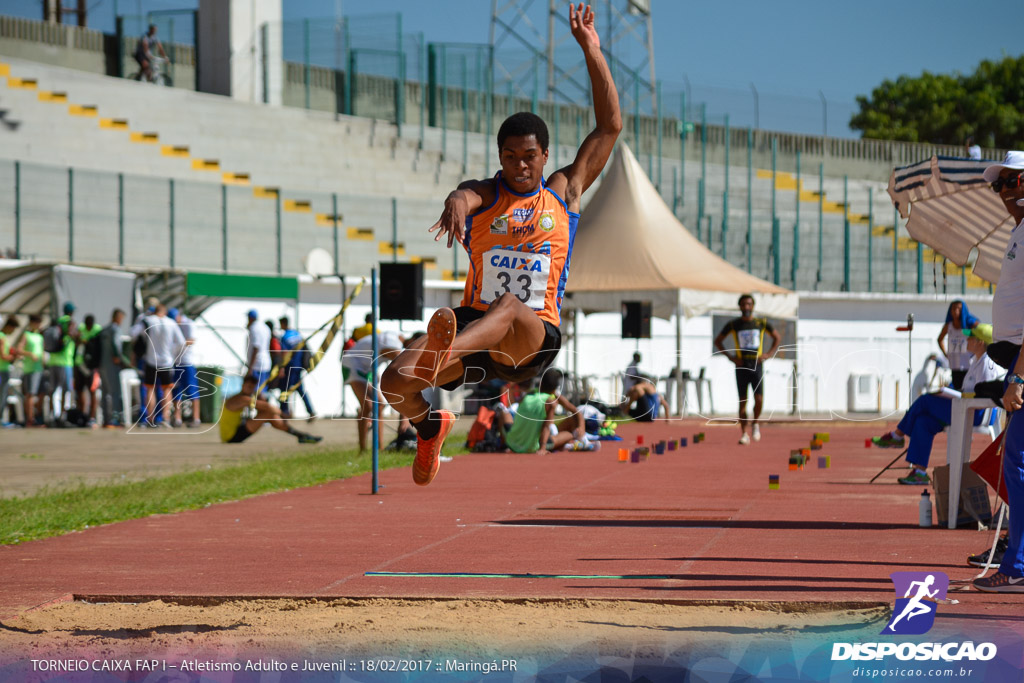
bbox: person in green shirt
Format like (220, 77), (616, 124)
(0, 316), (21, 426)
(500, 368), (590, 454)
(47, 302), (79, 423)
(16, 314), (46, 427)
(74, 314), (103, 426)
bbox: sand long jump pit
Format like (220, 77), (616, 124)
(1, 595), (889, 677)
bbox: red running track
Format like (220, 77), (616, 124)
(1, 420), (1021, 630)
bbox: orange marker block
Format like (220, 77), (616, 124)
(618, 448), (628, 462)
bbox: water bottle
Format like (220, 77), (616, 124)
(919, 489), (932, 528)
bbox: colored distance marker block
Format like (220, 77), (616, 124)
(618, 448), (628, 462)
(654, 443), (665, 455)
(667, 441), (677, 452)
(818, 456), (831, 469)
(800, 448), (810, 457)
(769, 475), (780, 490)
(630, 450), (641, 463)
(865, 438), (872, 448)
(788, 463), (799, 471)
(637, 435), (644, 445)
(680, 437), (688, 447)
(814, 432), (831, 442)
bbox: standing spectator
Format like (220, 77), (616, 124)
(966, 136), (982, 161)
(937, 299), (979, 390)
(133, 24), (167, 83)
(623, 352), (642, 394)
(131, 304), (185, 428)
(46, 302), (79, 423)
(342, 330), (404, 453)
(170, 308), (201, 428)
(74, 314), (103, 426)
(98, 308), (129, 428)
(246, 310), (272, 398)
(0, 316), (20, 426)
(16, 314), (45, 428)
(974, 151), (1024, 592)
(278, 316), (316, 421)
(714, 294), (782, 445)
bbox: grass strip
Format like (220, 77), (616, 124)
(0, 438), (463, 546)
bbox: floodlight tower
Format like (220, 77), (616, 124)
(490, 0), (656, 113)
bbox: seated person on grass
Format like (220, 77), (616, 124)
(619, 376), (670, 422)
(219, 374), (323, 444)
(498, 368), (594, 454)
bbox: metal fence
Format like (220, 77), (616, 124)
(0, 156), (992, 298)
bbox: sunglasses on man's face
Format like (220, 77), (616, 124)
(991, 172), (1024, 193)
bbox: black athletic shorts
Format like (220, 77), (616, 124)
(439, 306), (562, 390)
(228, 420), (254, 443)
(143, 363), (175, 387)
(735, 362), (764, 398)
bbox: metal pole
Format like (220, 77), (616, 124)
(332, 193), (339, 272)
(843, 175), (850, 291)
(771, 138), (778, 285)
(396, 13), (404, 136)
(68, 167), (74, 262)
(700, 102), (707, 213)
(793, 150), (800, 288)
(221, 184), (228, 272)
(746, 128), (752, 273)
(917, 240), (923, 294)
(371, 267), (379, 494)
(868, 187), (873, 292)
(391, 197), (398, 263)
(169, 178), (175, 268)
(722, 113), (729, 261)
(633, 74), (640, 154)
(14, 161), (21, 259)
(303, 18), (311, 110)
(679, 91), (686, 209)
(893, 203), (898, 293)
(817, 162), (824, 287)
(275, 193), (282, 275)
(117, 172), (124, 265)
(749, 82), (758, 130)
(441, 45), (447, 159)
(461, 54), (468, 175)
(419, 33), (426, 148)
(485, 45), (494, 172)
(554, 102), (559, 169)
(656, 80), (663, 193)
(531, 55), (538, 114)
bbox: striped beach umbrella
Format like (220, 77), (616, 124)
(887, 155), (1013, 284)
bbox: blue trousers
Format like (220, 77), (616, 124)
(1001, 411), (1024, 578)
(899, 394), (982, 469)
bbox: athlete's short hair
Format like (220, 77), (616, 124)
(498, 112), (549, 152)
(539, 367), (563, 394)
(738, 294), (754, 307)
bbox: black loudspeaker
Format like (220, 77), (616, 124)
(621, 300), (651, 339)
(380, 262), (424, 320)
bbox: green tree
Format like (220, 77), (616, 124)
(850, 55), (1024, 149)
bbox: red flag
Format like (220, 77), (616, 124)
(969, 432), (1008, 504)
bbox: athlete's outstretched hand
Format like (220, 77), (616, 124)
(428, 192), (468, 248)
(569, 3), (599, 51)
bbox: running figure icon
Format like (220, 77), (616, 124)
(886, 574), (939, 633)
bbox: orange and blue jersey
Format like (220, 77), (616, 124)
(461, 173), (578, 326)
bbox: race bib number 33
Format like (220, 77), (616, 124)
(481, 248), (551, 309)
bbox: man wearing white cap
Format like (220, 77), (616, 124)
(342, 330), (404, 453)
(974, 151), (1024, 593)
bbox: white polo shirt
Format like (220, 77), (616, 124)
(993, 218), (1024, 344)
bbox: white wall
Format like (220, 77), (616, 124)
(198, 0), (282, 104)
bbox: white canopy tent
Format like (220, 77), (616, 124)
(565, 144), (797, 319)
(563, 144), (797, 414)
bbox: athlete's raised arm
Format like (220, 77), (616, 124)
(428, 178), (497, 248)
(548, 3), (621, 213)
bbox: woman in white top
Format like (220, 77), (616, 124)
(937, 299), (980, 390)
(874, 323), (1004, 485)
